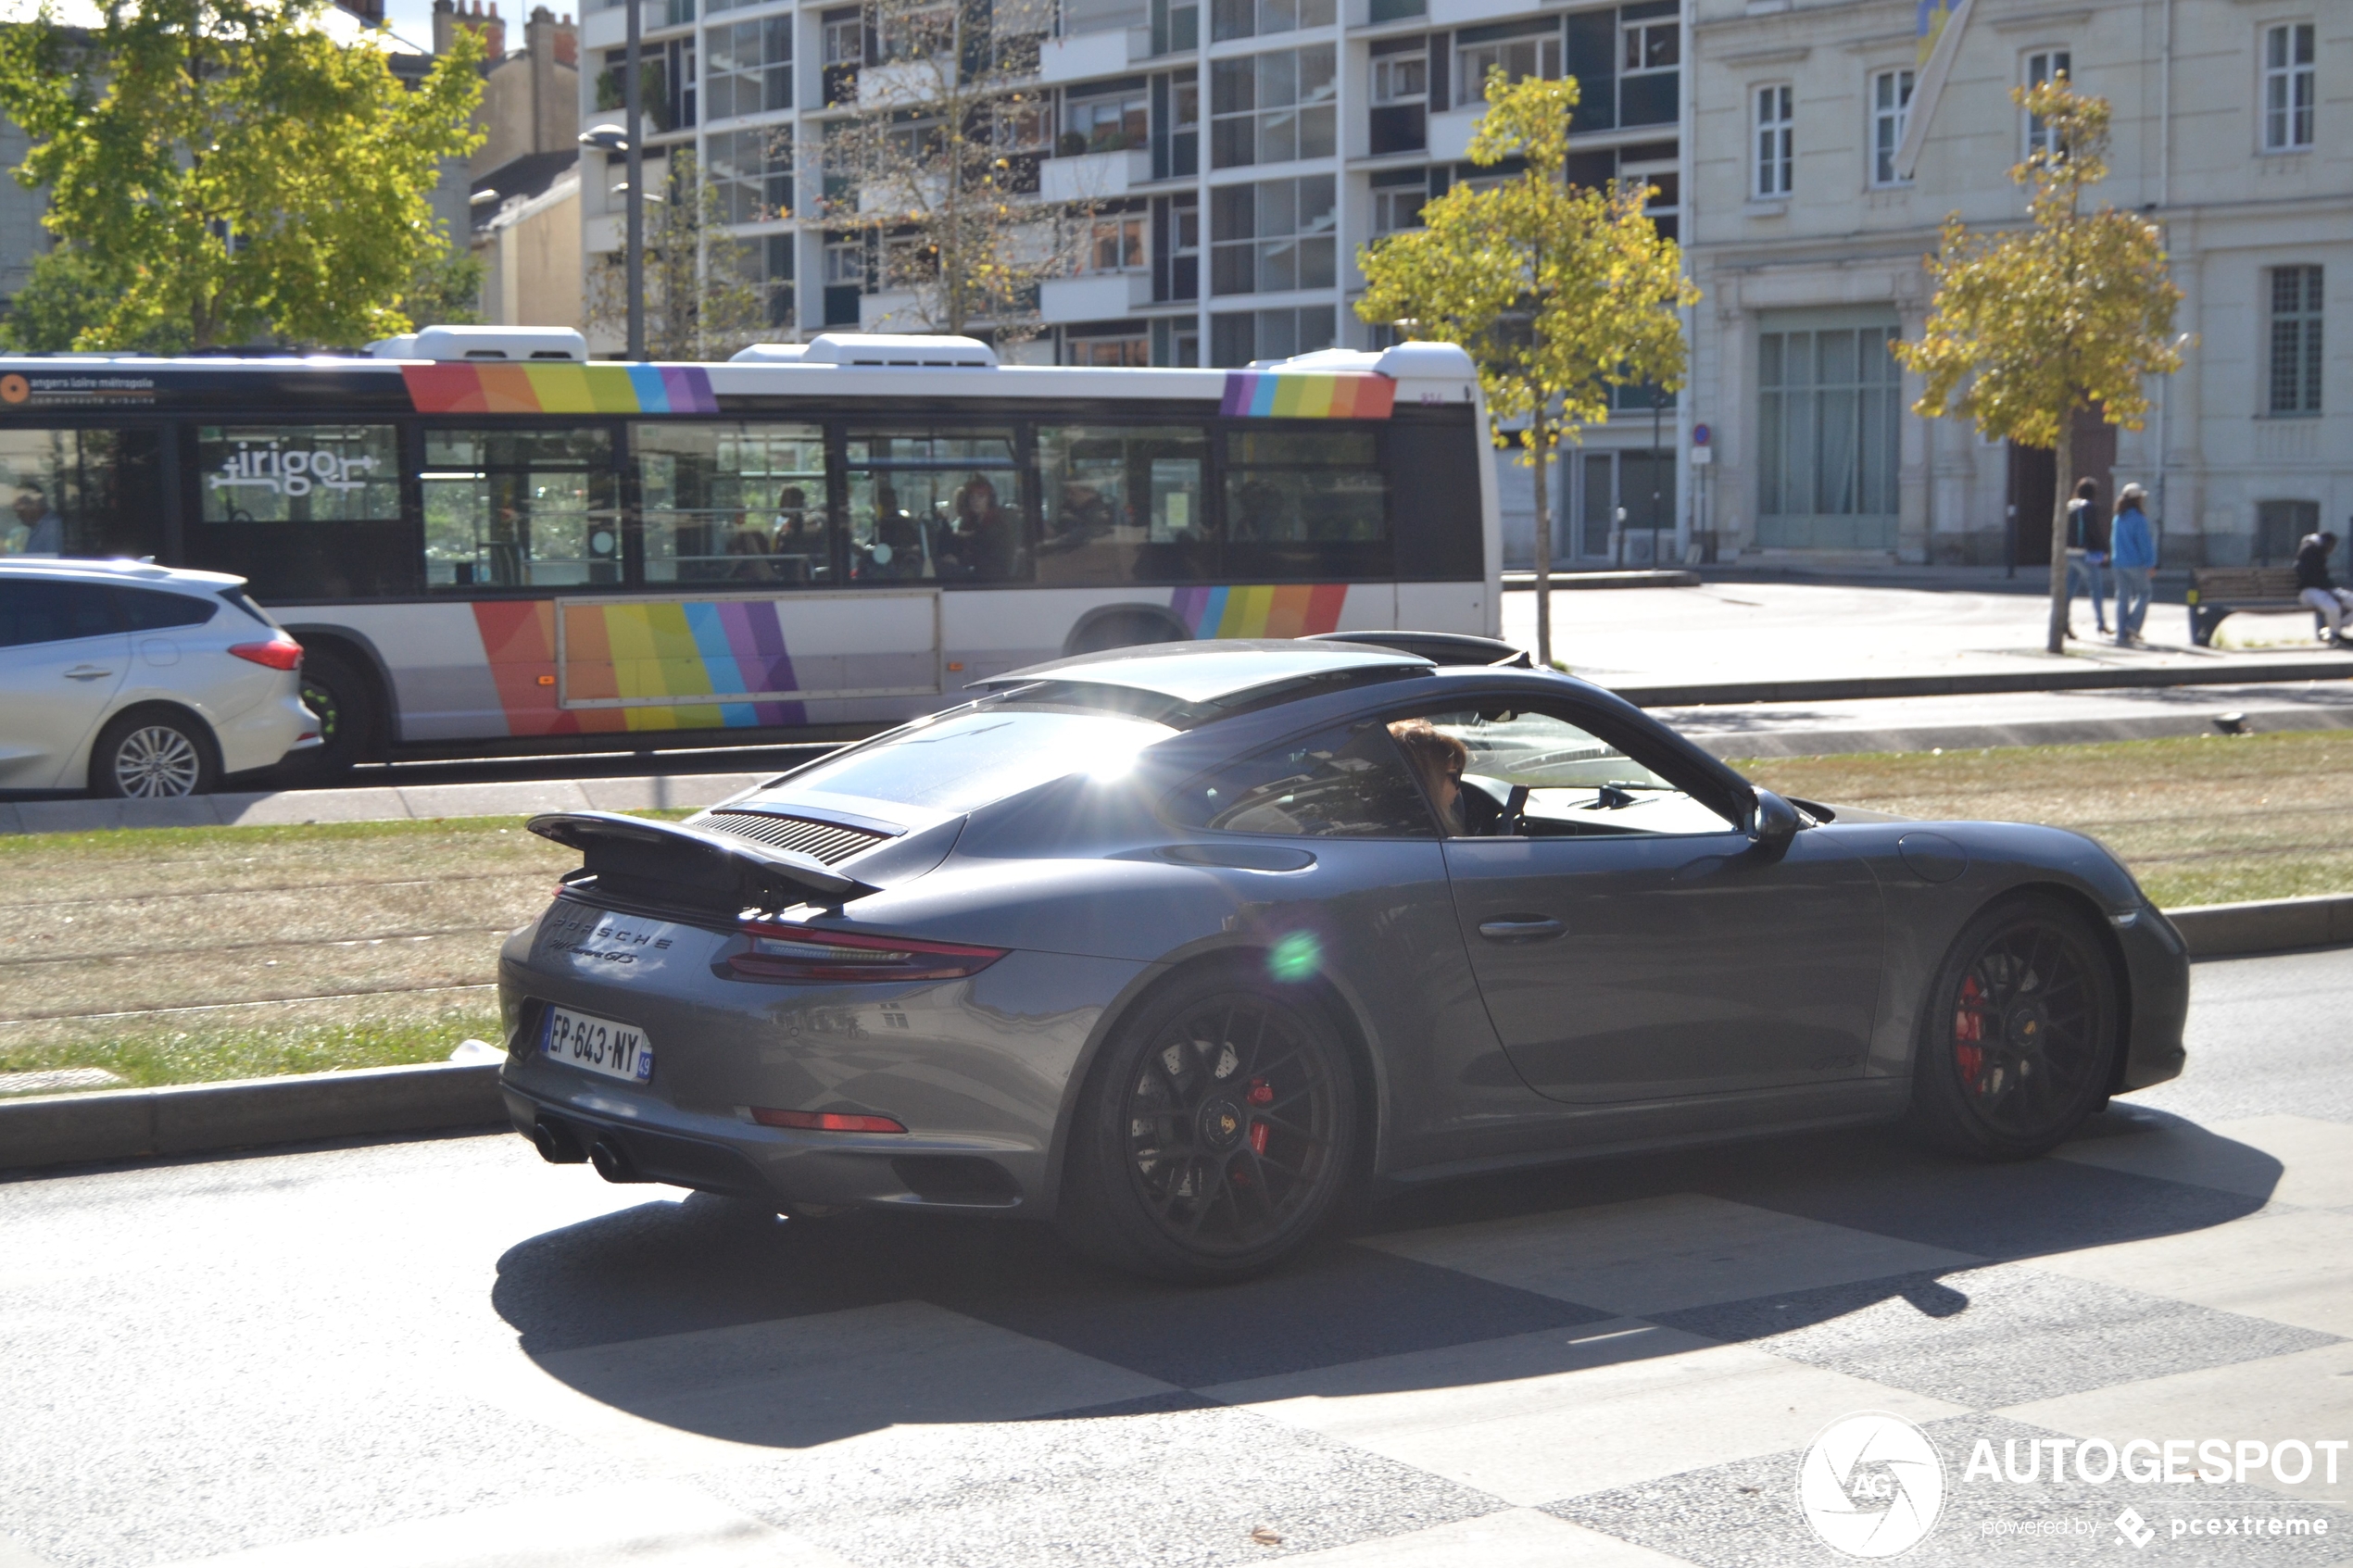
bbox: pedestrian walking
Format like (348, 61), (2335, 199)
(2296, 529), (2353, 647)
(2063, 478), (2109, 638)
(2109, 483), (2156, 646)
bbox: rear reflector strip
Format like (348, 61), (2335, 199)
(751, 1108), (909, 1134)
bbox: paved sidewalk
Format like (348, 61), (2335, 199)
(1509, 579), (2349, 691)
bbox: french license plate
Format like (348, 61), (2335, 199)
(541, 1004), (654, 1085)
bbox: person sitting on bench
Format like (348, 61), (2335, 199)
(2296, 531), (2352, 647)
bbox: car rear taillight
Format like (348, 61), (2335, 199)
(728, 920), (1007, 984)
(229, 638), (303, 671)
(750, 1107), (909, 1134)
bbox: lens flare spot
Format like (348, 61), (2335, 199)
(1268, 931), (1320, 982)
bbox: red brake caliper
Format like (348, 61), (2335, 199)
(1246, 1076), (1273, 1153)
(1954, 975), (1985, 1087)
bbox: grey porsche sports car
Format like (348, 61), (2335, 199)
(498, 640), (2189, 1281)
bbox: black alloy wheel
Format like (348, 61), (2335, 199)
(1062, 972), (1357, 1281)
(1913, 894), (2120, 1159)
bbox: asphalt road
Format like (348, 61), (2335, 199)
(3, 947), (2349, 1568)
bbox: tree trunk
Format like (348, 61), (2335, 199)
(2045, 413), (2073, 655)
(1530, 419), (1553, 669)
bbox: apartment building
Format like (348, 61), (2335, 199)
(573, 0), (1693, 567)
(1683, 0), (2348, 569)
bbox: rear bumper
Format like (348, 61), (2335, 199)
(499, 1074), (1036, 1211)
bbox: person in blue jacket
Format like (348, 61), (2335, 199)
(2108, 482), (2156, 646)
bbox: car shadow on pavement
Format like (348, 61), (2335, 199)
(487, 1101), (2290, 1452)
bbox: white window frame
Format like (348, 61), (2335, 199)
(2261, 22), (2316, 153)
(1754, 82), (1793, 198)
(1082, 211), (1147, 274)
(1456, 36), (1562, 106)
(1370, 182), (1425, 235)
(2023, 48), (2071, 161)
(821, 15), (863, 66)
(1372, 50), (1427, 106)
(1620, 19), (1677, 78)
(1869, 67), (1914, 186)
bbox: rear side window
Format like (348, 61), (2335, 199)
(778, 707), (1177, 812)
(0, 579), (118, 646)
(110, 586), (217, 631)
(1168, 721), (1435, 838)
(218, 587), (279, 627)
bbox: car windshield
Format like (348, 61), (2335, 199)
(774, 705), (1177, 813)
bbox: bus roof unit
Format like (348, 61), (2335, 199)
(367, 326), (589, 362)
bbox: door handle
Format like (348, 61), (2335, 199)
(64, 666), (114, 681)
(1479, 917), (1566, 942)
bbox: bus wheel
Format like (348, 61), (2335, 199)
(287, 646), (378, 781)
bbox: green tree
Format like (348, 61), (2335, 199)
(1893, 79), (2184, 654)
(1356, 72), (1696, 666)
(586, 150), (771, 360)
(0, 0), (484, 351)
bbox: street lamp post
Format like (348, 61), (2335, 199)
(578, 30), (646, 358)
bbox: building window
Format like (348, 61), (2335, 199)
(1210, 44), (1337, 169)
(1455, 24), (1561, 107)
(1085, 211), (1147, 272)
(1211, 305), (1337, 367)
(2024, 49), (2070, 159)
(2268, 264), (2323, 416)
(1171, 76), (1201, 175)
(821, 8), (863, 107)
(1620, 19), (1677, 78)
(1870, 68), (1913, 185)
(2262, 23), (2316, 152)
(1618, 149), (1677, 244)
(1370, 169), (1427, 235)
(705, 15), (792, 122)
(823, 235), (866, 326)
(1754, 83), (1793, 197)
(710, 128), (792, 224)
(1064, 332), (1151, 367)
(762, 233), (796, 328)
(1369, 38), (1427, 156)
(1756, 323), (1904, 550)
(1211, 175), (1335, 296)
(1209, 0), (1335, 45)
(1064, 87), (1150, 157)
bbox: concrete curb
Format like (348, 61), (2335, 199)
(1610, 659), (2353, 709)
(2, 895), (2345, 1177)
(0, 1060), (505, 1174)
(1502, 569), (1699, 590)
(0, 772), (769, 838)
(2164, 894), (2353, 960)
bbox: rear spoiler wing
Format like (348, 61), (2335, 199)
(527, 811), (875, 909)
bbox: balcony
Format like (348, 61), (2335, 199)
(1038, 271), (1152, 321)
(1036, 26), (1150, 84)
(1427, 104), (1480, 162)
(1039, 148), (1151, 203)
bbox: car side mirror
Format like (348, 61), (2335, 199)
(1748, 788), (1799, 863)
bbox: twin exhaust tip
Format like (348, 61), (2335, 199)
(532, 1117), (648, 1185)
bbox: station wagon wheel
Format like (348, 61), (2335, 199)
(1913, 895), (2120, 1160)
(1062, 973), (1357, 1282)
(91, 710), (218, 799)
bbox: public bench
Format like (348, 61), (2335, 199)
(2185, 566), (2325, 646)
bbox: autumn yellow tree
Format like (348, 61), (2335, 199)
(1894, 79), (2184, 654)
(1356, 72), (1695, 666)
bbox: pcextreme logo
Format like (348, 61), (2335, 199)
(1797, 1411), (1947, 1559)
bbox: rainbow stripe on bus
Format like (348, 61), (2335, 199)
(403, 363), (720, 415)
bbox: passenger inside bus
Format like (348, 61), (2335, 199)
(770, 486), (824, 583)
(937, 473), (1015, 581)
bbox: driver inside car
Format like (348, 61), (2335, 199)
(1388, 719), (1503, 837)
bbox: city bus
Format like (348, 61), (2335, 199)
(0, 328), (1499, 775)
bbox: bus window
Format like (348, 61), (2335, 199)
(194, 424), (407, 597)
(1, 428), (165, 561)
(1224, 427), (1389, 581)
(423, 429), (618, 591)
(1034, 425), (1211, 585)
(634, 422), (831, 585)
(845, 429), (1028, 584)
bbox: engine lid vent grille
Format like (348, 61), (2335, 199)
(691, 809), (890, 865)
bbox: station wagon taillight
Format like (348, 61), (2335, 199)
(230, 638), (303, 671)
(730, 920), (1007, 984)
